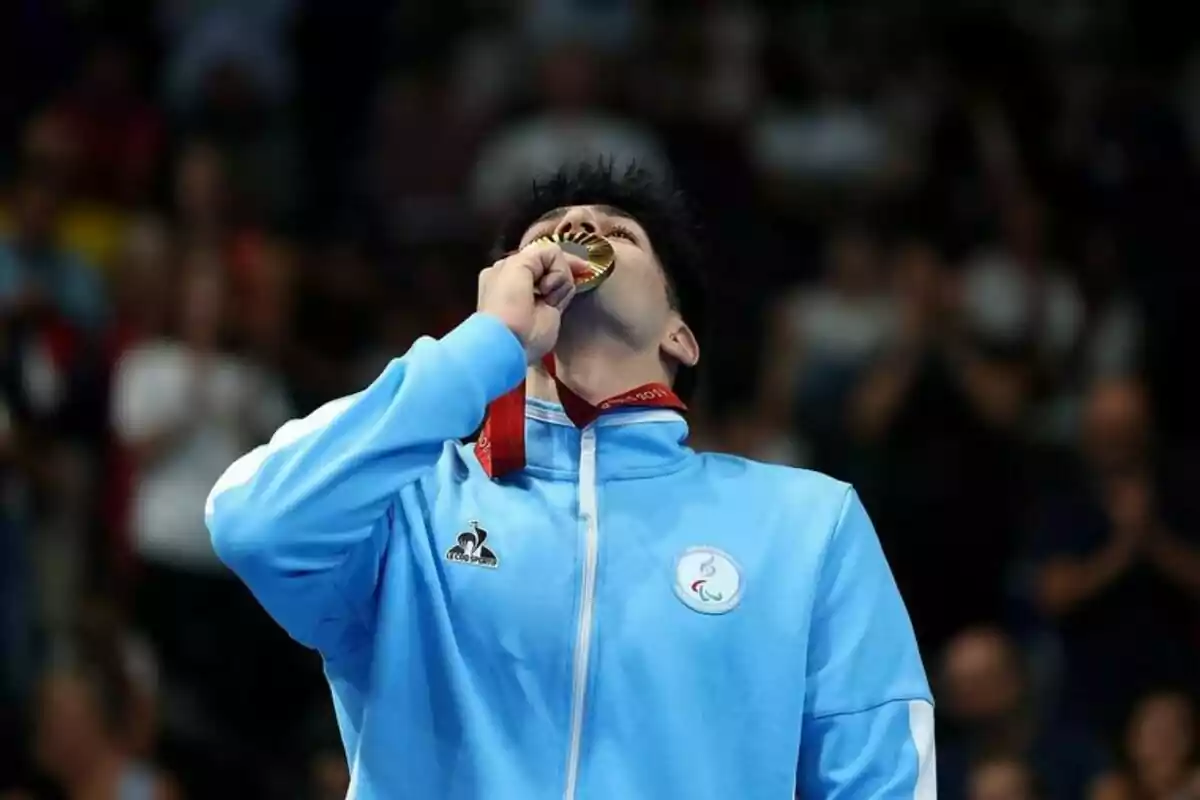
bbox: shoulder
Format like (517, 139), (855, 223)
(696, 451), (855, 531)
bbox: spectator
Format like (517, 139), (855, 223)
(106, 215), (173, 356)
(1030, 379), (1200, 734)
(470, 43), (669, 218)
(750, 38), (894, 192)
(114, 252), (288, 573)
(368, 70), (487, 244)
(843, 241), (1028, 654)
(113, 253), (296, 793)
(760, 226), (897, 465)
(959, 192), (1085, 442)
(6, 110), (132, 275)
(959, 193), (1083, 363)
(162, 0), (296, 116)
(1095, 691), (1200, 800)
(164, 2), (299, 224)
(938, 626), (1107, 800)
(102, 216), (174, 584)
(172, 141), (279, 335)
(0, 168), (109, 651)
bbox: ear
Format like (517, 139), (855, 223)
(660, 316), (700, 370)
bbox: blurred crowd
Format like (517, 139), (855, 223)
(1, 1), (1199, 799)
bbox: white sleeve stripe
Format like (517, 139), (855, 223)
(205, 394), (360, 520)
(908, 699), (937, 799)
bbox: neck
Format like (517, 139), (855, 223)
(528, 337), (668, 406)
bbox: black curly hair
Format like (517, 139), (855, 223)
(492, 161), (709, 402)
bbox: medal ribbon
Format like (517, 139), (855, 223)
(475, 354), (686, 477)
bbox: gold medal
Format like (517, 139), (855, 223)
(530, 230), (616, 293)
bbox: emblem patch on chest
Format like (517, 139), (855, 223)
(446, 521), (498, 569)
(674, 547), (742, 614)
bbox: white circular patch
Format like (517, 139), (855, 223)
(674, 547), (743, 614)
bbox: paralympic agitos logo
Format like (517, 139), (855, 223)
(689, 555), (723, 602)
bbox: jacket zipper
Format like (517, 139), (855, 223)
(565, 426), (599, 800)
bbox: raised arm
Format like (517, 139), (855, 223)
(206, 242), (582, 659)
(205, 313), (526, 655)
(798, 488), (936, 798)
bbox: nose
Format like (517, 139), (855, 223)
(554, 207), (599, 237)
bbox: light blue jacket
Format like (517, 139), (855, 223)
(207, 313), (935, 799)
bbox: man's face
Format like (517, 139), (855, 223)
(518, 204), (675, 349)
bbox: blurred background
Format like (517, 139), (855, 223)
(0, 0), (1198, 798)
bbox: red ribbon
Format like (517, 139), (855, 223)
(475, 354), (686, 477)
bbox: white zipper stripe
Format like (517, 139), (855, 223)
(565, 426), (600, 799)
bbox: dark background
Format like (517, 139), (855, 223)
(1, 1), (1198, 799)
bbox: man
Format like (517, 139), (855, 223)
(936, 627), (1105, 800)
(1031, 378), (1200, 734)
(207, 163), (934, 799)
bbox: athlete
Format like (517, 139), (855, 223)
(207, 162), (935, 799)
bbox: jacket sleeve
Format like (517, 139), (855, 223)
(797, 488), (937, 799)
(206, 313), (526, 656)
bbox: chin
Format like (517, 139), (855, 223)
(565, 282), (651, 343)
(564, 289), (604, 324)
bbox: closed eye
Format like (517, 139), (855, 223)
(607, 224), (640, 245)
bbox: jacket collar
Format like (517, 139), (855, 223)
(519, 398), (693, 481)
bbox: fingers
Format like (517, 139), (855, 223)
(540, 268), (575, 310)
(518, 241), (582, 282)
(478, 243), (586, 311)
(542, 250), (587, 311)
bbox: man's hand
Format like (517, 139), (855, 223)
(478, 242), (581, 363)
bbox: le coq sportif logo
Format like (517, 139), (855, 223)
(446, 521), (498, 569)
